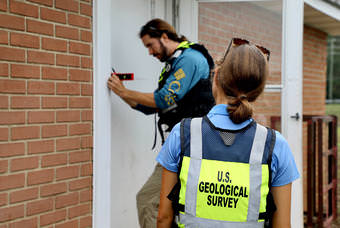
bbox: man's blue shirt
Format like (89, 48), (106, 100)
(156, 104), (300, 187)
(154, 48), (209, 109)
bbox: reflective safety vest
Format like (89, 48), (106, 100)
(175, 117), (276, 228)
(157, 41), (215, 144)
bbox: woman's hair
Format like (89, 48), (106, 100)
(139, 18), (187, 42)
(217, 44), (269, 124)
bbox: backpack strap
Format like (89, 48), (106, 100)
(260, 128), (277, 227)
(167, 118), (190, 215)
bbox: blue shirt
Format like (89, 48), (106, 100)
(156, 104), (300, 187)
(154, 48), (209, 109)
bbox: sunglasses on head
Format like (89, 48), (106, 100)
(210, 38), (270, 80)
(223, 38), (270, 62)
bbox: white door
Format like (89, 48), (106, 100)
(178, 0), (303, 227)
(93, 0), (173, 227)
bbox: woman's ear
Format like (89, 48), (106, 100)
(213, 68), (220, 87)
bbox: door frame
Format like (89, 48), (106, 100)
(93, 0), (113, 227)
(178, 0), (303, 227)
(93, 0), (175, 227)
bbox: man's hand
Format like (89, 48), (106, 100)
(107, 73), (126, 97)
(107, 72), (157, 108)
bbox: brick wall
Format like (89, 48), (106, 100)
(198, 2), (282, 126)
(303, 25), (328, 116)
(0, 1), (93, 227)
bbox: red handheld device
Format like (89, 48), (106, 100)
(112, 67), (134, 81)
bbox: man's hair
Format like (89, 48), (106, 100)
(139, 18), (187, 42)
(217, 44), (269, 124)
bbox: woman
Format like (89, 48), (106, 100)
(155, 38), (300, 228)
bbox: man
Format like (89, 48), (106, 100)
(107, 18), (214, 228)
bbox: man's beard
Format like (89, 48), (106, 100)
(157, 39), (170, 62)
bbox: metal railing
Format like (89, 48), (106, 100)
(271, 115), (338, 227)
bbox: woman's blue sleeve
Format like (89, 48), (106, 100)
(270, 131), (300, 187)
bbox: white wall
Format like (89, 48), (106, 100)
(109, 0), (166, 226)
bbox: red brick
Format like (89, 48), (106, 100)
(42, 67), (67, 80)
(0, 46), (25, 62)
(57, 82), (80, 95)
(0, 14), (24, 31)
(27, 169), (54, 186)
(70, 123), (91, 136)
(0, 30), (8, 44)
(28, 50), (55, 65)
(68, 14), (90, 29)
(28, 140), (54, 154)
(56, 0), (79, 12)
(69, 41), (90, 55)
(40, 209), (66, 226)
(56, 54), (80, 67)
(69, 97), (91, 108)
(0, 95), (8, 108)
(0, 193), (7, 206)
(41, 153), (67, 167)
(81, 135), (92, 148)
(81, 163), (92, 176)
(11, 64), (40, 79)
(0, 173), (25, 191)
(55, 192), (79, 209)
(27, 19), (53, 36)
(42, 124), (67, 138)
(56, 165), (79, 181)
(70, 149), (91, 164)
(41, 182), (67, 197)
(10, 187), (38, 203)
(11, 126), (40, 140)
(10, 32), (39, 48)
(0, 142), (25, 157)
(9, 217), (38, 228)
(0, 128), (8, 141)
(80, 216), (92, 228)
(56, 137), (81, 151)
(41, 7), (66, 24)
(80, 3), (91, 17)
(28, 81), (55, 95)
(10, 0), (38, 17)
(11, 156), (39, 172)
(11, 96), (40, 109)
(28, 111), (55, 124)
(56, 220), (78, 228)
(81, 110), (92, 122)
(57, 110), (80, 122)
(80, 30), (91, 42)
(0, 205), (24, 222)
(56, 25), (79, 40)
(68, 203), (90, 219)
(81, 57), (92, 69)
(81, 84), (92, 96)
(42, 97), (67, 109)
(27, 0), (52, 7)
(0, 111), (25, 124)
(0, 79), (26, 94)
(69, 69), (91, 82)
(80, 189), (91, 203)
(0, 63), (8, 77)
(0, 0), (7, 11)
(42, 37), (67, 52)
(27, 198), (53, 216)
(69, 177), (91, 191)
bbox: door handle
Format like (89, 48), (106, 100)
(290, 112), (300, 120)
